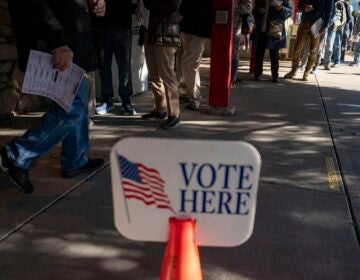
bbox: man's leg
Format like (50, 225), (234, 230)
(176, 44), (187, 98)
(269, 48), (280, 81)
(230, 31), (242, 83)
(61, 79), (90, 173)
(86, 72), (96, 123)
(332, 27), (344, 66)
(113, 26), (134, 114)
(255, 32), (266, 79)
(323, 29), (336, 69)
(96, 26), (115, 115)
(312, 32), (327, 73)
(142, 32), (167, 116)
(181, 32), (207, 109)
(285, 22), (311, 78)
(351, 40), (360, 65)
(303, 35), (320, 80)
(299, 40), (310, 69)
(153, 45), (180, 129)
(2, 79), (104, 191)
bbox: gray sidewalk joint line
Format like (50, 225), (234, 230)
(0, 161), (110, 243)
(315, 75), (360, 247)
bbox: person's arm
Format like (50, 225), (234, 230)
(322, 0), (335, 29)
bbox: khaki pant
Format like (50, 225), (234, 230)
(144, 39), (179, 117)
(291, 21), (321, 75)
(181, 32), (209, 106)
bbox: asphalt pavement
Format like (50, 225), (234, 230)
(0, 58), (359, 280)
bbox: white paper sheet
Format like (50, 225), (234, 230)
(22, 50), (85, 112)
(311, 18), (323, 39)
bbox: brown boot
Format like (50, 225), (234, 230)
(302, 73), (309, 81)
(284, 70), (297, 79)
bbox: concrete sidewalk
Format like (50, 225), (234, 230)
(0, 59), (359, 279)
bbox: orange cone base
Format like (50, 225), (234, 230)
(160, 217), (203, 280)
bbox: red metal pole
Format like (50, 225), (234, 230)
(209, 0), (234, 108)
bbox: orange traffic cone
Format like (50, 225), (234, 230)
(160, 217), (203, 280)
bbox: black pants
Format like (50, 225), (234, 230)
(255, 32), (279, 78)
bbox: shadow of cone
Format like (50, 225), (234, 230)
(160, 217), (203, 280)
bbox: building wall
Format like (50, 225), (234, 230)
(0, 0), (19, 118)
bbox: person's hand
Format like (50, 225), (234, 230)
(51, 46), (73, 71)
(88, 0), (106, 17)
(275, 5), (283, 11)
(304, 4), (313, 13)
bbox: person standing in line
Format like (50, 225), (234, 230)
(340, 0), (353, 63)
(141, 0), (182, 129)
(349, 11), (360, 66)
(94, 0), (137, 116)
(230, 0), (253, 86)
(253, 0), (292, 82)
(178, 0), (212, 110)
(323, 0), (350, 69)
(284, 0), (334, 81)
(0, 0), (106, 194)
(310, 2), (337, 74)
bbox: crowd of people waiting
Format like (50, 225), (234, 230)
(0, 0), (359, 195)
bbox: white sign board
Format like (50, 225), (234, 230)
(111, 137), (261, 247)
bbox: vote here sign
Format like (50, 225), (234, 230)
(111, 137), (261, 247)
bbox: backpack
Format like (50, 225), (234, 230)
(334, 1), (347, 27)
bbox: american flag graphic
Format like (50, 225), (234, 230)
(118, 155), (175, 213)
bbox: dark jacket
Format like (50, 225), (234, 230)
(179, 0), (212, 38)
(253, 0), (292, 49)
(93, 0), (136, 28)
(144, 0), (182, 46)
(8, 0), (98, 72)
(298, 0), (334, 28)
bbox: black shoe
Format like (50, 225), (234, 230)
(162, 116), (180, 129)
(231, 78), (242, 87)
(0, 148), (34, 193)
(61, 158), (105, 178)
(121, 103), (136, 116)
(141, 111), (167, 120)
(272, 77), (278, 83)
(254, 75), (261, 81)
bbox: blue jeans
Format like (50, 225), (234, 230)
(324, 27), (343, 65)
(231, 31), (242, 82)
(97, 26), (133, 104)
(5, 79), (89, 172)
(354, 40), (360, 65)
(323, 29), (336, 65)
(332, 26), (344, 64)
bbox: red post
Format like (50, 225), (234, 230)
(209, 0), (234, 108)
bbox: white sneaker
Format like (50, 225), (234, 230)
(96, 101), (114, 115)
